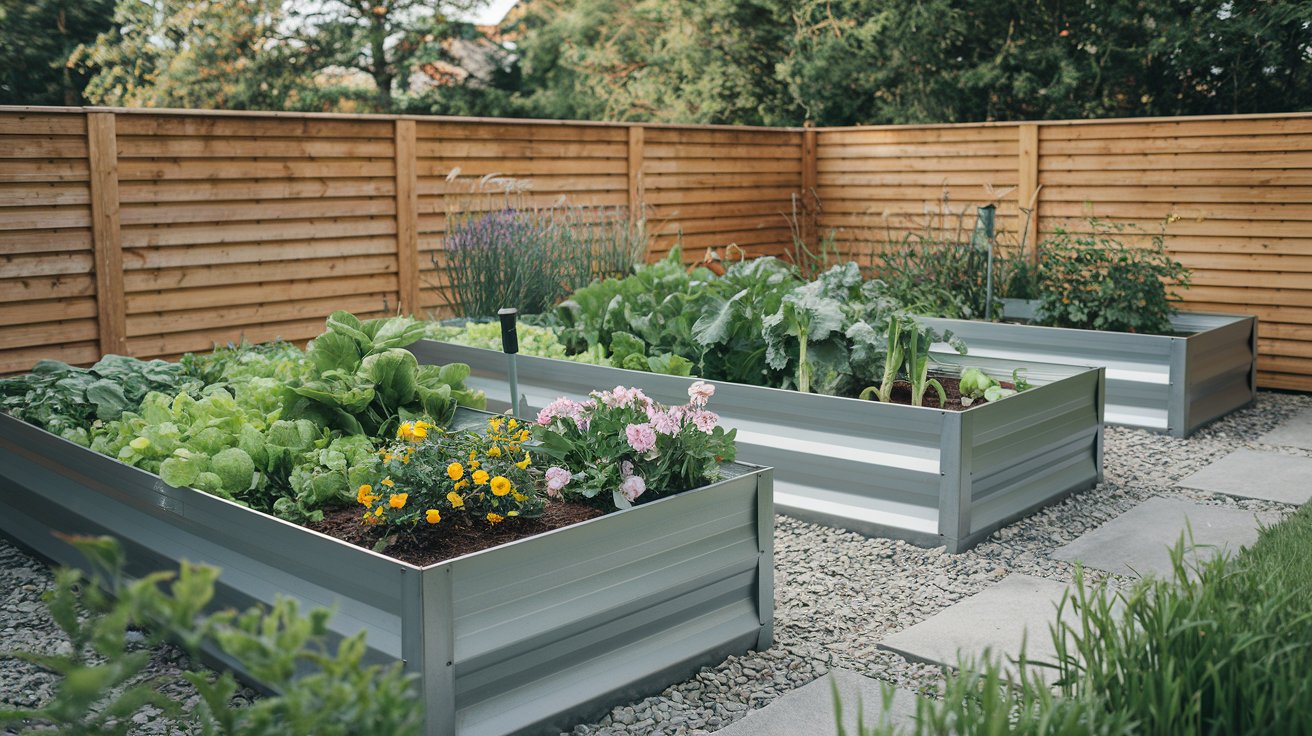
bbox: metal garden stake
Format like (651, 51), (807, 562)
(973, 204), (997, 321)
(498, 307), (520, 416)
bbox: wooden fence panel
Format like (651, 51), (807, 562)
(0, 110), (100, 374)
(3, 106), (1311, 390)
(113, 112), (399, 358)
(816, 114), (1312, 391)
(1035, 116), (1312, 391)
(815, 124), (1023, 265)
(643, 127), (803, 262)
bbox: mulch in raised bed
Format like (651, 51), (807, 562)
(883, 374), (1017, 411)
(306, 500), (605, 567)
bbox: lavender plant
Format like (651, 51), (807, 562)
(436, 177), (648, 318)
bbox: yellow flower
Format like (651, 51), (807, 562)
(397, 422), (413, 440)
(489, 418), (504, 432)
(425, 508), (441, 524)
(469, 459), (480, 470)
(388, 493), (408, 509)
(469, 449), (477, 462)
(507, 418), (518, 430)
(447, 462), (464, 481)
(383, 453), (395, 463)
(381, 477), (394, 488)
(487, 512), (504, 524)
(515, 453), (531, 470)
(411, 424), (428, 440)
(516, 429), (530, 442)
(356, 484), (377, 507)
(490, 476), (511, 497)
(446, 492), (464, 508)
(374, 506), (384, 517)
(512, 491), (528, 502)
(473, 469), (490, 485)
(487, 446), (502, 458)
(453, 479), (469, 490)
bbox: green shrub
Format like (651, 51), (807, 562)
(0, 535), (422, 736)
(870, 234), (999, 320)
(1031, 219), (1190, 334)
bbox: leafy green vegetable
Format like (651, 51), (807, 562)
(0, 355), (200, 441)
(284, 311), (486, 436)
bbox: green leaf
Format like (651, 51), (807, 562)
(361, 349), (420, 408)
(306, 331), (362, 374)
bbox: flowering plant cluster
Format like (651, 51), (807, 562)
(530, 381), (736, 510)
(357, 417), (544, 529)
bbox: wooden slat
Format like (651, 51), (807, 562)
(87, 112), (127, 356)
(395, 119), (420, 316)
(1017, 124), (1039, 259)
(628, 126), (645, 222)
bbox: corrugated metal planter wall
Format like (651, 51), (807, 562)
(923, 307), (1257, 437)
(411, 342), (1105, 553)
(0, 410), (775, 736)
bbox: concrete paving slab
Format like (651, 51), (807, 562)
(1051, 496), (1281, 578)
(878, 574), (1069, 674)
(715, 668), (920, 736)
(1258, 408), (1312, 450)
(1177, 448), (1312, 505)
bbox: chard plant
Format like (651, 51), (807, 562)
(860, 313), (964, 407)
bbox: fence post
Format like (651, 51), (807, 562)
(627, 125), (645, 226)
(87, 111), (126, 357)
(1017, 123), (1040, 263)
(395, 118), (420, 316)
(801, 123), (818, 252)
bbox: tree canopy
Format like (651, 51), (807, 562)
(3, 0), (1310, 123)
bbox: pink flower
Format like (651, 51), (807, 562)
(620, 474), (646, 502)
(625, 423), (657, 453)
(691, 410), (719, 434)
(650, 411), (680, 436)
(621, 460), (634, 477)
(688, 381), (715, 407)
(538, 397), (582, 426)
(545, 467), (572, 498)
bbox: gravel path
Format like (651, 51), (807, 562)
(3, 391), (1309, 735)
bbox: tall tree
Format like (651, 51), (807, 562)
(75, 0), (322, 110)
(0, 0), (116, 105)
(303, 0), (485, 110)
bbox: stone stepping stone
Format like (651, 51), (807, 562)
(1258, 408), (1312, 450)
(878, 574), (1070, 675)
(1177, 448), (1312, 505)
(1051, 496), (1281, 578)
(714, 668), (920, 736)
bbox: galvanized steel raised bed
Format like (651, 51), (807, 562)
(0, 409), (774, 736)
(922, 305), (1257, 438)
(411, 341), (1105, 553)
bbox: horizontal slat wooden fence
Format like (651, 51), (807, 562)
(816, 114), (1312, 391)
(2, 106), (1311, 390)
(0, 107), (802, 372)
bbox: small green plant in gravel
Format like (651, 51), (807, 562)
(0, 535), (421, 736)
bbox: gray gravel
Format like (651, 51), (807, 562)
(2, 390), (1308, 735)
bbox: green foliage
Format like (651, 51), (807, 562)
(0, 354), (200, 442)
(74, 0), (323, 110)
(860, 313), (964, 406)
(286, 311), (486, 436)
(0, 535), (421, 736)
(957, 366), (1017, 406)
(871, 235), (999, 320)
(510, 0), (1312, 126)
(1032, 220), (1191, 335)
(847, 505), (1312, 736)
(0, 0), (115, 105)
(424, 320), (572, 360)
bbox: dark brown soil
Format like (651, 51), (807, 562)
(305, 500), (605, 566)
(884, 374), (1016, 411)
